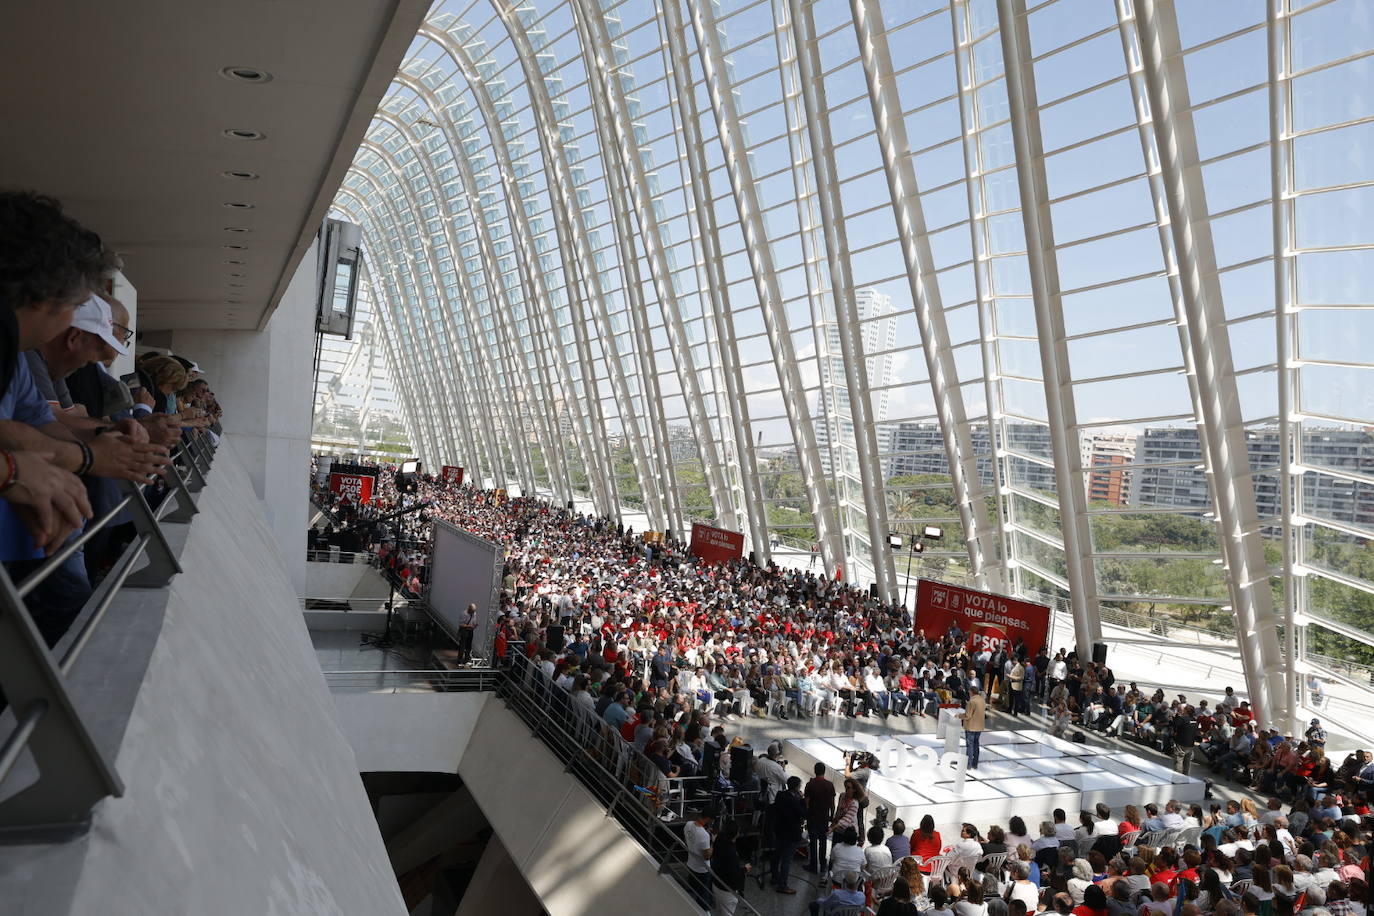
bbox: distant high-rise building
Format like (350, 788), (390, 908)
(815, 288), (898, 473)
(1083, 432), (1137, 506)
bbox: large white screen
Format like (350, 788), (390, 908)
(427, 521), (504, 659)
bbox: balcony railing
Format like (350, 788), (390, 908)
(0, 431), (216, 844)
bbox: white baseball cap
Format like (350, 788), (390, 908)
(71, 294), (130, 356)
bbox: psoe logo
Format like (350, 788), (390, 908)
(863, 737), (968, 794)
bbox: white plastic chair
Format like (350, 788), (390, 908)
(868, 863), (902, 899)
(978, 852), (1010, 878)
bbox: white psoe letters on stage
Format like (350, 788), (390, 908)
(864, 737), (968, 794)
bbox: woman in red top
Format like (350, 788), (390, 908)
(910, 814), (943, 870)
(1119, 804), (1143, 837)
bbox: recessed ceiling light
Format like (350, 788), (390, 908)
(228, 282), (244, 288)
(223, 227), (250, 233)
(227, 271), (244, 278)
(222, 244), (247, 250)
(224, 259), (245, 265)
(222, 170), (259, 180)
(223, 202), (255, 210)
(220, 66), (273, 84)
(222, 128), (265, 141)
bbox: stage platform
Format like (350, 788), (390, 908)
(784, 728), (1206, 833)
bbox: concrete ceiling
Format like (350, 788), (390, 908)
(0, 0), (430, 332)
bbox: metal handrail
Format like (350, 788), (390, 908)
(0, 429), (215, 843)
(305, 549), (373, 564)
(324, 668), (501, 692)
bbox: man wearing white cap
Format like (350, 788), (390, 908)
(25, 293), (128, 416)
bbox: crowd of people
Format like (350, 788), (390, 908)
(0, 191), (220, 648)
(309, 465), (1373, 916)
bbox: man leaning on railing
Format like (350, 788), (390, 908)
(0, 191), (215, 647)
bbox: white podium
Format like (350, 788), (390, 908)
(937, 707), (965, 756)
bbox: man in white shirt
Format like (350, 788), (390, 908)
(755, 743), (788, 805)
(1093, 803), (1119, 836)
(684, 809), (715, 912)
(1160, 801), (1187, 830)
(952, 824), (984, 868)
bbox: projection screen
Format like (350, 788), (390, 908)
(426, 520), (504, 661)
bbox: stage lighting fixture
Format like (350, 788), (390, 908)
(922, 525), (943, 540)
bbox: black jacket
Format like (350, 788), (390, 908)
(771, 789), (806, 839)
(713, 838), (747, 892)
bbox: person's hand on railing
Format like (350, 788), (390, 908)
(2, 450), (93, 554)
(137, 413), (183, 447)
(88, 431), (171, 483)
(112, 417), (149, 444)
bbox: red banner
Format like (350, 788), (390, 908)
(689, 522), (746, 564)
(915, 579), (1050, 658)
(442, 465), (464, 486)
(328, 472), (374, 504)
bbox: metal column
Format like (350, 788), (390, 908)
(852, 0), (1002, 593)
(418, 26), (615, 511)
(997, 0), (1103, 653)
(689, 0), (847, 574)
(359, 138), (512, 490)
(1134, 0), (1288, 726)
(1268, 0), (1302, 732)
(788, 0), (897, 600)
(337, 182), (480, 478)
(948, 0), (1015, 595)
(659, 0), (766, 547)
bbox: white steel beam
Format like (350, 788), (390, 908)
(947, 0), (1014, 596)
(499, 8), (678, 525)
(1268, 0), (1303, 730)
(996, 0), (1104, 653)
(391, 72), (570, 501)
(359, 135), (514, 491)
(851, 0), (1001, 592)
(1134, 0), (1289, 726)
(372, 109), (539, 496)
(336, 177), (482, 476)
(568, 0), (686, 534)
(688, 0), (847, 575)
(787, 0), (897, 601)
(418, 23), (614, 511)
(657, 0), (768, 551)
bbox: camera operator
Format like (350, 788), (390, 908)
(756, 741), (788, 805)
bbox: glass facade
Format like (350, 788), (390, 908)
(322, 0), (1374, 734)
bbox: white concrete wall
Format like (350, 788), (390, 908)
(304, 560), (392, 600)
(331, 692), (490, 774)
(167, 240), (318, 594)
(328, 692), (701, 916)
(0, 440), (404, 916)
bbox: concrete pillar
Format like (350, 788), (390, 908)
(164, 240), (318, 593)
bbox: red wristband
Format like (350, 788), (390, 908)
(0, 450), (17, 494)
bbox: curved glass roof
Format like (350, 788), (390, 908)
(326, 0), (1374, 732)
